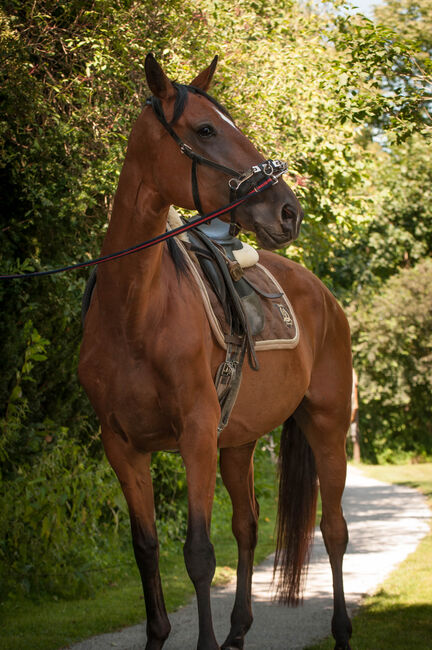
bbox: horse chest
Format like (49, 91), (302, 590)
(81, 322), (216, 448)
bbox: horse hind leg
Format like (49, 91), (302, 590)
(102, 429), (171, 650)
(295, 402), (353, 650)
(219, 442), (259, 649)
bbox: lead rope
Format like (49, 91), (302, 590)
(0, 179), (274, 280)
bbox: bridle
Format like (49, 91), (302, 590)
(147, 87), (288, 236)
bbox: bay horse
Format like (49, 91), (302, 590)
(79, 54), (352, 650)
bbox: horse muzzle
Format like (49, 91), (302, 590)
(251, 195), (304, 250)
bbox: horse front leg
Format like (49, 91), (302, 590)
(102, 429), (171, 650)
(180, 425), (219, 650)
(219, 442), (258, 650)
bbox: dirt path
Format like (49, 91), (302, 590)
(68, 465), (430, 650)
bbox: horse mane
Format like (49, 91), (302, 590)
(167, 237), (190, 278)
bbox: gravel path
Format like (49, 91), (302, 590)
(68, 465), (431, 650)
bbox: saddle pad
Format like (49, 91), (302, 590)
(178, 241), (299, 351)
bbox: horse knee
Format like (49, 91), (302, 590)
(183, 535), (216, 586)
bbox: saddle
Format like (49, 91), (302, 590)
(178, 218), (298, 434)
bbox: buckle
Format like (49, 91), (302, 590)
(269, 159), (288, 178)
(180, 143), (194, 157)
(229, 159), (288, 194)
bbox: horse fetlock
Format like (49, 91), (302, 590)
(332, 616), (352, 650)
(221, 633), (246, 649)
(146, 615), (171, 641)
(196, 635), (220, 650)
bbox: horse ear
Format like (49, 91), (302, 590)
(190, 56), (218, 91)
(145, 53), (176, 100)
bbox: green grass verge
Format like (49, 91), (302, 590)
(305, 462), (432, 650)
(0, 465), (280, 650)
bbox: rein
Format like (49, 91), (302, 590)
(0, 179), (274, 280)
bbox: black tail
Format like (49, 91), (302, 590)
(274, 416), (318, 606)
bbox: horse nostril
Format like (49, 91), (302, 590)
(281, 204), (297, 223)
(280, 203), (303, 242)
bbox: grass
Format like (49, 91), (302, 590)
(0, 453), (281, 650)
(305, 462), (432, 650)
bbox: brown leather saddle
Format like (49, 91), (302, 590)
(185, 221), (298, 434)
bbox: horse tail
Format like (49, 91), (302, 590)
(274, 416), (318, 606)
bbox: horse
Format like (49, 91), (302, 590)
(78, 54), (353, 650)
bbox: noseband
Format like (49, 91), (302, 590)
(147, 87), (288, 236)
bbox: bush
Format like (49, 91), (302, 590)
(0, 432), (129, 600)
(350, 258), (432, 462)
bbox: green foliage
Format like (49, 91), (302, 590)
(328, 133), (432, 301)
(375, 0), (432, 125)
(0, 430), (129, 600)
(349, 258), (432, 462)
(334, 0), (432, 138)
(0, 321), (49, 476)
(361, 135), (432, 286)
(151, 452), (188, 542)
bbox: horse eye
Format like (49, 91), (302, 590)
(197, 124), (216, 138)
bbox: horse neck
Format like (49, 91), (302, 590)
(97, 157), (170, 315)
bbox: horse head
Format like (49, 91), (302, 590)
(131, 53), (303, 250)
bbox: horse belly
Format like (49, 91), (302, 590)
(218, 345), (311, 448)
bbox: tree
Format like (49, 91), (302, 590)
(332, 0), (432, 138)
(349, 258), (432, 462)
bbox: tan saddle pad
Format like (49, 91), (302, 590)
(178, 241), (299, 351)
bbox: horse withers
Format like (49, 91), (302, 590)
(79, 54), (352, 650)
